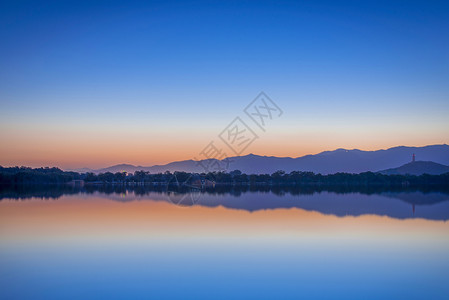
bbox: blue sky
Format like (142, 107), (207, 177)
(0, 0), (448, 168)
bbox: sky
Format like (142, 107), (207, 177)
(0, 0), (448, 169)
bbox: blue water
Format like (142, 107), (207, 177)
(1, 189), (448, 299)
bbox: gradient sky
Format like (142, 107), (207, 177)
(1, 0), (448, 169)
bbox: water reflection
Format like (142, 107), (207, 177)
(1, 185), (448, 300)
(1, 184), (448, 220)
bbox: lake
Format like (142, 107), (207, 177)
(1, 186), (448, 299)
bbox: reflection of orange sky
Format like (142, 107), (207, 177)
(1, 196), (448, 248)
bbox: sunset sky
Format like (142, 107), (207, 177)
(1, 0), (448, 169)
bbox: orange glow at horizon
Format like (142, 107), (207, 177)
(1, 124), (447, 169)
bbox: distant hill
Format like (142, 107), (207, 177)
(378, 161), (449, 176)
(68, 144), (449, 175)
(94, 164), (145, 174)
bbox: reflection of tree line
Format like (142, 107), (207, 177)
(1, 183), (449, 202)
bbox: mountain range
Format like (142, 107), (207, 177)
(67, 144), (449, 175)
(378, 161), (449, 176)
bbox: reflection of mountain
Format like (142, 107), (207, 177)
(69, 144), (449, 175)
(381, 191), (449, 205)
(191, 191), (449, 221)
(1, 185), (449, 221)
(378, 161), (449, 175)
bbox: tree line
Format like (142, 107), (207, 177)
(1, 166), (449, 187)
(0, 166), (81, 184)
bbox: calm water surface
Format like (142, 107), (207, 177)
(1, 187), (448, 299)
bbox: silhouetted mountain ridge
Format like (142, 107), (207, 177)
(379, 161), (449, 175)
(68, 144), (449, 175)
